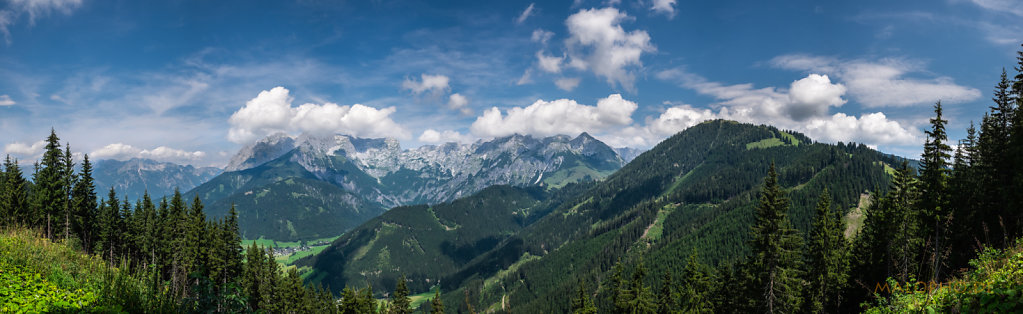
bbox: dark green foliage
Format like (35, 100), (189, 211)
(679, 252), (714, 313)
(430, 288), (446, 314)
(390, 274), (411, 314)
(743, 163), (803, 313)
(655, 271), (674, 314)
(803, 188), (849, 313)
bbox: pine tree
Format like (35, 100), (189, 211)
(803, 188), (849, 313)
(339, 287), (360, 314)
(610, 261), (628, 312)
(430, 288), (446, 314)
(745, 163), (803, 313)
(391, 274), (412, 314)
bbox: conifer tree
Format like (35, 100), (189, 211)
(609, 261), (628, 312)
(624, 262), (656, 314)
(61, 144), (75, 240)
(2, 156), (28, 226)
(745, 163), (803, 313)
(37, 129), (66, 239)
(656, 271), (674, 314)
(919, 101), (953, 281)
(803, 188), (849, 313)
(71, 154), (97, 252)
(430, 288), (446, 314)
(571, 280), (597, 314)
(339, 287), (360, 314)
(391, 274), (412, 314)
(680, 251), (713, 313)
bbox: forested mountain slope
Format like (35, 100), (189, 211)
(304, 120), (902, 311)
(298, 184), (593, 293)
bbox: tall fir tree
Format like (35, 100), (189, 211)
(803, 189), (850, 313)
(60, 144), (76, 240)
(2, 156), (29, 226)
(745, 163), (803, 314)
(37, 129), (66, 239)
(656, 271), (675, 314)
(918, 101), (953, 281)
(624, 261), (656, 314)
(71, 154), (97, 252)
(679, 251), (714, 313)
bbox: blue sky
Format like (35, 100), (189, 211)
(1, 0), (1021, 167)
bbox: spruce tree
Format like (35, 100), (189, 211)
(745, 163), (803, 313)
(37, 129), (66, 239)
(71, 154), (97, 252)
(431, 288), (446, 314)
(624, 262), (656, 314)
(803, 189), (849, 313)
(571, 280), (597, 314)
(391, 274), (412, 314)
(656, 271), (674, 314)
(918, 101), (952, 281)
(680, 251), (713, 313)
(2, 156), (28, 226)
(61, 144), (75, 240)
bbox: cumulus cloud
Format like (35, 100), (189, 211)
(517, 3), (535, 24)
(646, 104), (717, 136)
(555, 77), (581, 91)
(448, 93), (472, 115)
(401, 74), (450, 95)
(4, 140), (45, 157)
(771, 55), (981, 107)
(470, 94), (638, 137)
(91, 143), (207, 163)
(536, 51), (564, 73)
(1, 0), (82, 43)
(0, 94), (14, 106)
(655, 68), (922, 147)
(227, 86), (410, 144)
(418, 129), (474, 144)
(650, 0), (677, 18)
(565, 8), (655, 91)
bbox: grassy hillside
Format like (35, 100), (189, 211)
(0, 227), (174, 312)
(426, 120), (902, 312)
(866, 239), (1023, 313)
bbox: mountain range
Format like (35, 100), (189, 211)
(92, 158), (221, 202)
(296, 120), (906, 312)
(187, 132), (629, 241)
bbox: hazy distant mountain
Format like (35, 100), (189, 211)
(189, 132), (627, 241)
(614, 147), (646, 163)
(92, 158), (221, 202)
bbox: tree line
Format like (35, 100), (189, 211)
(0, 131), (441, 312)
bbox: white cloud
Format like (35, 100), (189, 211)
(565, 8), (655, 91)
(516, 69), (534, 85)
(536, 51), (564, 73)
(656, 68), (922, 147)
(0, 94), (14, 106)
(401, 74), (450, 95)
(531, 29), (554, 44)
(970, 0), (1023, 17)
(228, 86), (410, 144)
(647, 105), (717, 136)
(448, 93), (472, 115)
(91, 143), (207, 164)
(771, 55), (981, 107)
(4, 140), (45, 157)
(470, 94), (638, 137)
(419, 129), (474, 144)
(555, 77), (581, 91)
(650, 0), (677, 18)
(516, 3), (535, 24)
(1, 0), (82, 43)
